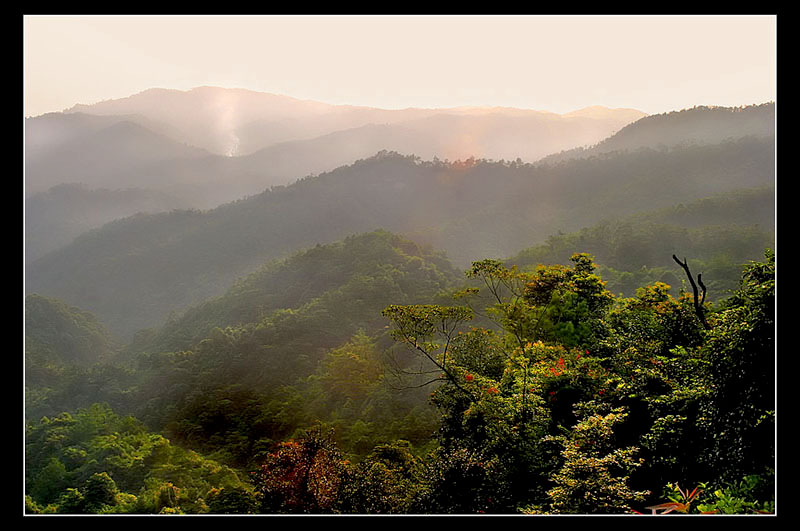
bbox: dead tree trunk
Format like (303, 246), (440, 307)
(672, 255), (711, 330)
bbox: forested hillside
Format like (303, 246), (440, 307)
(539, 103), (775, 164)
(25, 294), (116, 373)
(127, 230), (458, 355)
(508, 186), (774, 300)
(25, 183), (191, 262)
(25, 404), (253, 514)
(27, 232), (459, 464)
(26, 106), (774, 340)
(25, 238), (776, 514)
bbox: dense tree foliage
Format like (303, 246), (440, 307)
(25, 294), (117, 369)
(25, 295), (131, 421)
(25, 404), (251, 514)
(698, 250), (775, 490)
(26, 232), (457, 475)
(25, 231), (775, 514)
(379, 251), (775, 514)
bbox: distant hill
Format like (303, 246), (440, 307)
(27, 129), (774, 339)
(64, 86), (383, 156)
(25, 183), (192, 263)
(215, 109), (648, 203)
(25, 114), (212, 196)
(539, 103), (774, 165)
(507, 186), (775, 300)
(25, 294), (117, 372)
(125, 229), (459, 357)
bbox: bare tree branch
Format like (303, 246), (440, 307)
(673, 255), (711, 330)
(698, 273), (707, 306)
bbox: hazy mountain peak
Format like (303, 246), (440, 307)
(562, 105), (648, 121)
(442, 105), (560, 117)
(56, 86), (650, 161)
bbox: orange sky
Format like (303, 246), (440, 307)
(23, 15), (777, 118)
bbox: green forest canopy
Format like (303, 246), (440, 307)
(25, 236), (776, 514)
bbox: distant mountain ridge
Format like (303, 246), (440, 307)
(539, 103), (774, 165)
(62, 86), (646, 158)
(25, 88), (650, 235)
(25, 184), (192, 263)
(25, 114), (213, 196)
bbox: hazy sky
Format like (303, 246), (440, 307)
(23, 15), (777, 118)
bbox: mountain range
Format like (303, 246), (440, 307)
(24, 85), (777, 515)
(25, 96), (775, 340)
(26, 87), (655, 262)
(61, 87), (646, 157)
(26, 87), (645, 203)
